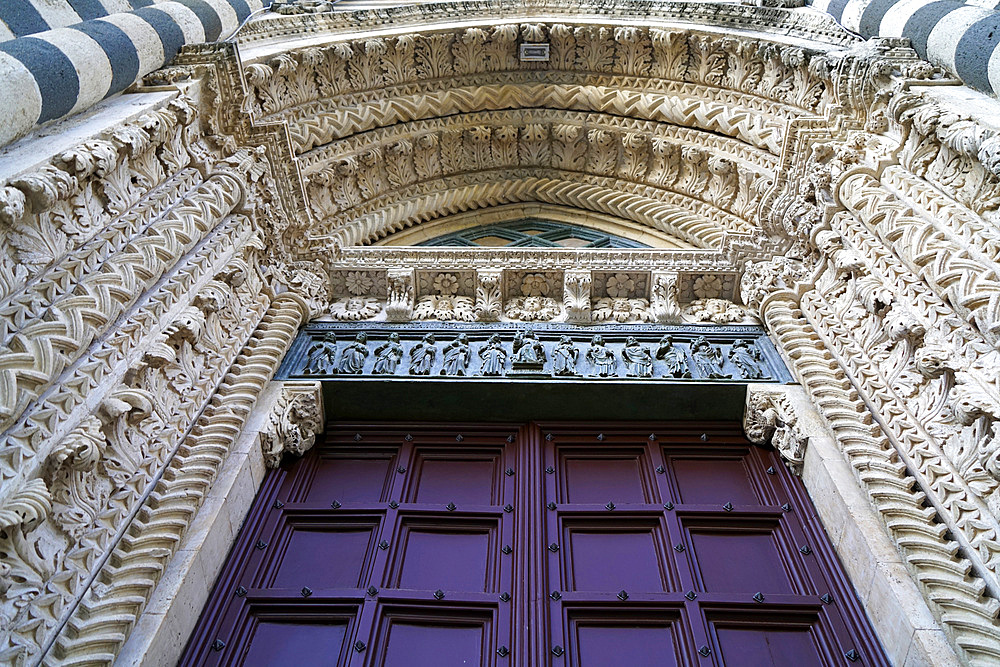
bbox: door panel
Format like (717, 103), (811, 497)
(183, 423), (888, 666)
(562, 521), (670, 591)
(307, 450), (397, 503)
(271, 524), (377, 590)
(393, 520), (498, 591)
(243, 621), (350, 665)
(560, 452), (652, 504)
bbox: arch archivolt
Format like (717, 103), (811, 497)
(372, 202), (697, 247)
(7, 2), (1000, 665)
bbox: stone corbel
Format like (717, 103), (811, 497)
(563, 270), (592, 324)
(475, 269), (503, 322)
(261, 381), (325, 468)
(385, 268), (415, 322)
(744, 386), (810, 475)
(650, 272), (682, 324)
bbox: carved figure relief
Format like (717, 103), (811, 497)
(409, 334), (437, 374)
(480, 334), (508, 376)
(304, 333), (338, 374)
(512, 331), (546, 371)
(622, 336), (654, 377)
(552, 336), (580, 376)
(337, 333), (369, 374)
(691, 336), (730, 379)
(441, 334), (472, 375)
(373, 333), (404, 374)
(587, 335), (617, 377)
(729, 339), (768, 380)
(656, 335), (691, 378)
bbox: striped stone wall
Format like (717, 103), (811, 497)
(811, 0), (1000, 95)
(0, 0), (270, 147)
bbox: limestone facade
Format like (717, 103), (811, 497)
(2, 0), (1000, 665)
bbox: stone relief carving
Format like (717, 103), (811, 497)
(285, 326), (783, 383)
(336, 333), (369, 374)
(744, 388), (809, 475)
(441, 334), (472, 375)
(262, 382), (325, 469)
(409, 334), (438, 374)
(586, 335), (617, 377)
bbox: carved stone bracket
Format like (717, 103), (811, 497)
(261, 381), (325, 468)
(744, 385), (812, 475)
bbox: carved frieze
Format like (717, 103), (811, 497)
(279, 323), (788, 382)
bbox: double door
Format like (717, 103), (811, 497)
(183, 422), (887, 665)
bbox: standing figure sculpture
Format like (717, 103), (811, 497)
(441, 334), (472, 376)
(409, 333), (437, 375)
(480, 334), (507, 376)
(587, 335), (617, 377)
(729, 339), (768, 379)
(372, 333), (404, 375)
(690, 336), (730, 379)
(303, 333), (338, 375)
(337, 332), (369, 374)
(656, 335), (691, 378)
(552, 336), (579, 376)
(622, 336), (654, 378)
(512, 330), (546, 371)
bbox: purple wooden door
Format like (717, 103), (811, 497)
(182, 423), (888, 666)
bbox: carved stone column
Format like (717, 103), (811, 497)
(52, 292), (311, 664)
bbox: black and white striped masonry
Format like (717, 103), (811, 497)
(811, 0), (1000, 95)
(0, 0), (270, 147)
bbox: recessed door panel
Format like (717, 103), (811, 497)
(272, 526), (374, 590)
(242, 620), (349, 665)
(308, 454), (394, 503)
(565, 526), (666, 591)
(394, 523), (496, 592)
(670, 456), (759, 505)
(562, 454), (650, 503)
(689, 530), (792, 593)
(375, 608), (492, 667)
(411, 455), (498, 505)
(715, 625), (823, 666)
(573, 623), (681, 667)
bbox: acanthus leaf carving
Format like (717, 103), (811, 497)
(475, 270), (503, 322)
(650, 273), (682, 324)
(563, 271), (592, 324)
(262, 382), (325, 469)
(43, 417), (109, 542)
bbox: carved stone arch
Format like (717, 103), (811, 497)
(372, 202), (699, 248)
(311, 175), (753, 249)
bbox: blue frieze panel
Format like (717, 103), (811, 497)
(276, 322), (792, 383)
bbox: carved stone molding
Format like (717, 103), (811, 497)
(261, 382), (325, 468)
